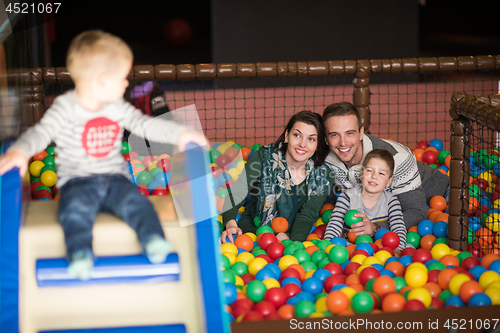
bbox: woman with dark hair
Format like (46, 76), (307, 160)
(220, 110), (335, 243)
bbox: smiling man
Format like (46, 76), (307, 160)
(322, 102), (449, 229)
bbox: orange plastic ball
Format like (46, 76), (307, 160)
(476, 228), (494, 247)
(271, 217), (289, 233)
(345, 273), (360, 286)
(381, 292), (406, 312)
(423, 282), (442, 298)
(385, 261), (405, 277)
(434, 213), (449, 223)
(420, 234), (437, 251)
(437, 268), (458, 290)
(320, 203), (335, 216)
(277, 304), (295, 319)
(408, 226), (418, 233)
(374, 238), (383, 249)
(240, 147), (252, 161)
(326, 291), (349, 314)
(459, 280), (483, 303)
(482, 254), (500, 269)
(427, 208), (438, 217)
(347, 231), (357, 243)
(399, 286), (414, 295)
(373, 276), (396, 298)
(439, 254), (459, 267)
(306, 234), (320, 241)
(444, 155), (451, 168)
(469, 197), (479, 214)
(429, 196), (447, 212)
(425, 146), (438, 153)
(346, 244), (357, 257)
(234, 234), (254, 252)
(32, 150), (48, 161)
(305, 246), (320, 256)
(413, 148), (425, 162)
(289, 264), (305, 282)
(428, 210), (442, 223)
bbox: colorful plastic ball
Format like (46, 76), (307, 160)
(431, 243), (451, 261)
(407, 287), (432, 307)
(479, 271), (500, 290)
(291, 300), (315, 318)
(359, 266), (380, 286)
(328, 245), (349, 264)
(381, 231), (400, 250)
(444, 295), (465, 307)
(468, 293), (492, 306)
(432, 221), (448, 238)
(278, 255), (299, 271)
(40, 170), (57, 187)
(245, 280), (267, 302)
(423, 150), (438, 165)
(344, 210), (362, 227)
(489, 260), (500, 275)
(405, 266), (428, 288)
(325, 291), (349, 314)
(264, 288), (287, 308)
(417, 219), (434, 236)
(351, 291), (373, 314)
(437, 149), (450, 164)
(403, 299), (426, 311)
(29, 161), (45, 177)
(355, 235), (373, 245)
(225, 283), (238, 304)
(302, 277), (323, 296)
(449, 274), (471, 295)
(271, 217), (289, 233)
(255, 225), (273, 236)
(330, 237), (347, 247)
(429, 139), (443, 151)
(406, 231), (421, 248)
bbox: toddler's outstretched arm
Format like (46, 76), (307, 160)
(0, 148), (28, 176)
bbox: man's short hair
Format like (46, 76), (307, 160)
(66, 30), (133, 82)
(323, 102), (362, 130)
(363, 149), (395, 177)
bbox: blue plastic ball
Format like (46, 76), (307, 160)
(265, 263), (282, 280)
(488, 260), (500, 275)
(286, 296), (301, 306)
(432, 221), (448, 238)
(255, 268), (276, 281)
(224, 283), (238, 304)
(355, 243), (374, 256)
(399, 255), (413, 267)
(302, 278), (323, 296)
(424, 259), (439, 268)
(380, 269), (396, 278)
(429, 139), (443, 151)
(384, 257), (399, 265)
(312, 268), (332, 282)
(331, 284), (348, 291)
(469, 265), (487, 281)
(330, 237), (347, 247)
(493, 163), (500, 177)
(468, 293), (492, 306)
(417, 219), (434, 237)
(445, 295), (465, 307)
(371, 264), (384, 272)
(281, 277), (301, 288)
(374, 228), (390, 241)
(218, 173), (232, 187)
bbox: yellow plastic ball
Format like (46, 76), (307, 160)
(340, 287), (356, 301)
(235, 252), (254, 265)
(248, 257), (268, 276)
(374, 250), (392, 265)
(449, 273), (471, 295)
(431, 243), (451, 260)
(488, 280), (500, 290)
(29, 160), (45, 177)
(356, 265), (370, 275)
(351, 254), (368, 265)
(278, 255), (299, 271)
(147, 161), (158, 171)
(227, 168), (240, 182)
(221, 243), (238, 256)
(485, 213), (500, 233)
(363, 256), (382, 267)
(234, 275), (244, 287)
(485, 287), (500, 305)
(493, 199), (500, 210)
(479, 271), (500, 290)
(223, 252), (236, 266)
(305, 270), (316, 279)
(407, 262), (427, 271)
(40, 170), (57, 187)
(325, 244), (335, 254)
(244, 232), (256, 242)
(407, 287), (432, 307)
(478, 171), (493, 183)
(405, 267), (428, 288)
(450, 250), (461, 256)
(315, 296), (328, 313)
(302, 241), (315, 248)
(309, 312), (325, 318)
(262, 278), (280, 289)
(315, 218), (325, 227)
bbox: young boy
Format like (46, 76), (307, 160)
(0, 30), (207, 279)
(324, 149), (407, 255)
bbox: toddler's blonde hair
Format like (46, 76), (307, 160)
(66, 30), (133, 83)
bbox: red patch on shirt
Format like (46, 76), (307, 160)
(82, 117), (120, 158)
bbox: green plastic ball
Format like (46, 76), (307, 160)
(292, 241), (305, 250)
(121, 141), (131, 154)
(355, 234), (373, 245)
(468, 228), (476, 244)
(34, 185), (51, 194)
(317, 257), (332, 269)
(484, 154), (499, 170)
(406, 231), (421, 248)
(293, 249), (311, 264)
(351, 291), (374, 314)
(437, 150), (450, 164)
(137, 170), (151, 185)
(252, 249), (267, 257)
(394, 277), (407, 292)
(322, 209), (333, 224)
(40, 165), (56, 175)
(344, 209), (362, 227)
(209, 149), (221, 164)
(256, 225), (273, 236)
(221, 254), (231, 270)
(216, 188), (229, 198)
(310, 238), (320, 245)
(294, 300), (316, 318)
(328, 245), (349, 264)
(469, 184), (481, 198)
(317, 239), (332, 251)
(428, 262), (446, 271)
(253, 216), (261, 228)
(433, 237), (448, 246)
(251, 246), (262, 254)
(439, 289), (452, 303)
(45, 146), (56, 156)
(281, 239), (293, 247)
(315, 293), (328, 301)
(246, 280), (267, 302)
(251, 144), (263, 151)
(149, 167), (163, 180)
(223, 269), (236, 284)
(230, 261), (249, 276)
(429, 164), (438, 169)
(300, 261), (317, 273)
(364, 278), (376, 292)
(42, 156), (56, 167)
(456, 250), (473, 264)
(283, 244), (300, 256)
(311, 250), (327, 265)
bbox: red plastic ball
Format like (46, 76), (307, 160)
(359, 267), (380, 286)
(264, 288), (287, 308)
(430, 297), (444, 309)
(324, 275), (346, 293)
(137, 187), (150, 196)
(382, 231), (400, 250)
(216, 154), (231, 169)
(412, 248), (433, 263)
(403, 299), (426, 311)
(416, 141), (429, 150)
(266, 242), (285, 261)
(427, 269), (440, 284)
(242, 311), (264, 322)
(232, 306), (251, 319)
(344, 262), (361, 276)
(232, 298), (254, 311)
(282, 283), (301, 299)
(468, 243), (484, 258)
(162, 18), (193, 48)
(241, 273), (255, 284)
(253, 301), (276, 317)
(30, 181), (44, 197)
(158, 159), (171, 173)
(151, 187), (168, 196)
(423, 150), (438, 165)
(461, 256), (481, 271)
(312, 224), (326, 239)
(280, 268), (301, 282)
(401, 247), (416, 257)
(141, 156), (155, 168)
(256, 254), (273, 264)
(34, 189), (53, 200)
(122, 153), (131, 161)
(323, 262), (344, 276)
(258, 233), (278, 251)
